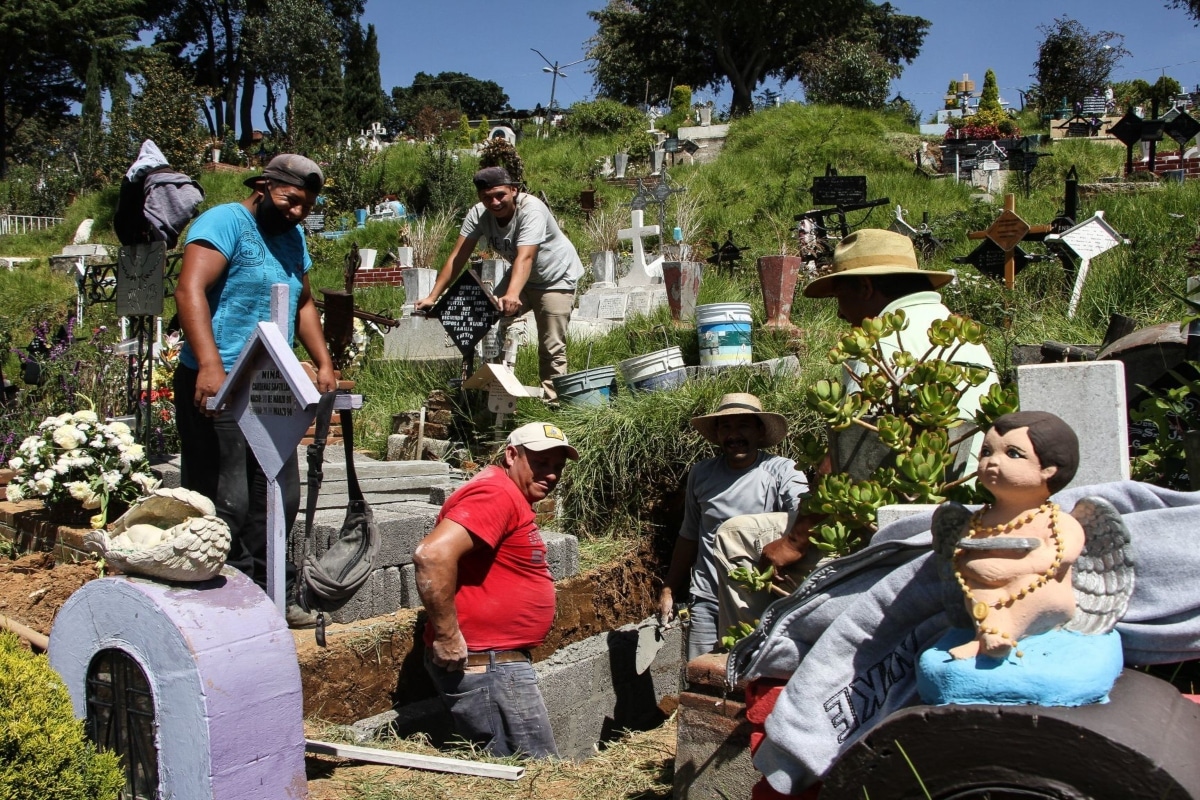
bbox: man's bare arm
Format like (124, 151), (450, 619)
(413, 519), (479, 669)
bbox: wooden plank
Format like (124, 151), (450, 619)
(304, 739), (526, 781)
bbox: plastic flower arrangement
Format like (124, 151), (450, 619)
(6, 410), (160, 528)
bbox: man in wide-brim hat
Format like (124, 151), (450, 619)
(805, 227), (995, 415)
(659, 393), (809, 660)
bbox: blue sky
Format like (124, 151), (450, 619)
(361, 1), (1200, 120)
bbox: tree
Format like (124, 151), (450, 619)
(798, 39), (898, 109)
(586, 0), (929, 116)
(0, 0), (157, 177)
(390, 71), (509, 131)
(243, 0), (343, 143)
(342, 21), (388, 134)
(1033, 17), (1128, 114)
(130, 52), (208, 175)
(979, 69), (1002, 113)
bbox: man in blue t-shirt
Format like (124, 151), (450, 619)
(173, 154), (336, 627)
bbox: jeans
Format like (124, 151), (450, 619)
(686, 598), (720, 661)
(173, 365), (300, 595)
(425, 653), (559, 759)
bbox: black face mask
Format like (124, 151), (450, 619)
(256, 193), (296, 235)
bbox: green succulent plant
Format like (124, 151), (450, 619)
(799, 308), (1017, 557)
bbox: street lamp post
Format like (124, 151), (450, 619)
(531, 48), (585, 112)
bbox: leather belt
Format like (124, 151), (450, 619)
(464, 650), (530, 667)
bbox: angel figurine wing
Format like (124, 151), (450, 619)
(1065, 496), (1134, 635)
(931, 501), (974, 629)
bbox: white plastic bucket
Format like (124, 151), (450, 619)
(552, 365), (618, 406)
(697, 303), (753, 367)
(619, 346), (685, 392)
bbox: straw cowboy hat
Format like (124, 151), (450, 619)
(803, 228), (953, 298)
(691, 393), (788, 447)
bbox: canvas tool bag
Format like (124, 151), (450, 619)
(297, 391), (380, 645)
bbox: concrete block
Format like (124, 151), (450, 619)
(674, 690), (757, 799)
(1017, 361), (1129, 489)
(400, 564), (421, 608)
(541, 531), (580, 580)
(427, 485), (453, 505)
(372, 503), (441, 567)
(150, 458), (181, 489)
(877, 503), (939, 530)
(386, 434), (408, 461)
(537, 616), (682, 761)
(381, 316), (461, 362)
(328, 565), (402, 623)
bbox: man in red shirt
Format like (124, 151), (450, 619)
(414, 421), (578, 758)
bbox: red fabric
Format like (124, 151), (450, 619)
(746, 678), (822, 800)
(422, 466), (554, 651)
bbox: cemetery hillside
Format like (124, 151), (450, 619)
(9, 83), (1200, 798)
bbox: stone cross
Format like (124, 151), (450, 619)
(618, 209), (661, 286)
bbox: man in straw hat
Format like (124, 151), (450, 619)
(709, 230), (1001, 622)
(174, 153), (334, 629)
(659, 393), (809, 660)
(803, 228), (996, 408)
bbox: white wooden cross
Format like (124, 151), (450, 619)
(208, 284), (362, 613)
(618, 209), (662, 286)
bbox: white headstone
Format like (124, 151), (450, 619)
(72, 218), (95, 245)
(618, 210), (661, 286)
(1016, 361), (1130, 489)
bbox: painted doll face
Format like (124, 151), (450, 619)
(977, 426), (1057, 495)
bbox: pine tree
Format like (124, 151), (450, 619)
(979, 69), (1002, 113)
(79, 51), (105, 188)
(343, 22), (387, 134)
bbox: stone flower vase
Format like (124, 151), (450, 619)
(756, 255), (803, 330)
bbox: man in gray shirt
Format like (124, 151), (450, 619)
(659, 393), (808, 660)
(415, 166), (583, 400)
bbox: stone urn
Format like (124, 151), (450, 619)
(756, 255), (803, 330)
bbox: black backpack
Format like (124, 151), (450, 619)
(296, 391), (380, 645)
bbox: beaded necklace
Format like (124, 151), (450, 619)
(953, 502), (1064, 657)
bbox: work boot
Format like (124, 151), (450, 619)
(285, 604), (318, 629)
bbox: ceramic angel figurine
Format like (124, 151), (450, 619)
(85, 487), (231, 582)
(919, 411), (1135, 706)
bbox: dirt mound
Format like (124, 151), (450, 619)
(0, 552), (100, 635)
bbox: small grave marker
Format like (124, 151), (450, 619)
(811, 165), (867, 206)
(462, 363), (540, 427)
(115, 243), (166, 317)
(428, 268), (505, 365)
(618, 209), (662, 286)
(966, 194), (1052, 289)
(1043, 211), (1127, 318)
(207, 284), (362, 611)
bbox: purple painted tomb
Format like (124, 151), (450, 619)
(49, 569), (308, 799)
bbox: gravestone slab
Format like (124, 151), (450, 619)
(1017, 361), (1129, 488)
(381, 316), (460, 361)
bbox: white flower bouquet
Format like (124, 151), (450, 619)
(6, 410), (160, 528)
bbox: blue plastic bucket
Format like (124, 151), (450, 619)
(697, 303), (753, 367)
(619, 346), (686, 393)
(552, 365), (618, 406)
